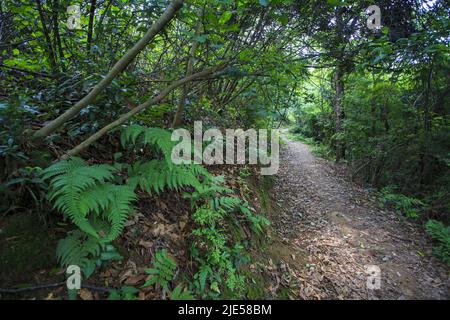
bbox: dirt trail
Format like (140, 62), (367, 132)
(271, 137), (449, 299)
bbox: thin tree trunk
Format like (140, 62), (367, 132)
(333, 66), (344, 162)
(94, 0), (113, 43)
(51, 0), (64, 67)
(35, 0), (58, 73)
(63, 63), (227, 158)
(33, 0), (185, 141)
(86, 0), (97, 54)
(172, 22), (201, 128)
(421, 65), (433, 185)
(333, 7), (346, 163)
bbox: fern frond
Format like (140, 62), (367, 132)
(43, 158), (118, 238)
(120, 124), (146, 146)
(56, 230), (101, 276)
(127, 160), (203, 194)
(78, 184), (118, 216)
(121, 125), (176, 165)
(143, 249), (177, 290)
(103, 185), (137, 242)
(215, 196), (241, 211)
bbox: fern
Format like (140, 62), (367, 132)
(43, 158), (117, 238)
(426, 220), (450, 264)
(122, 125), (213, 195)
(170, 284), (194, 300)
(103, 184), (138, 241)
(127, 160), (204, 194)
(43, 157), (136, 241)
(57, 228), (123, 278)
(214, 196), (241, 211)
(143, 249), (177, 291)
(378, 187), (425, 218)
(56, 230), (101, 278)
(121, 125), (175, 165)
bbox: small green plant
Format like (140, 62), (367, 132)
(170, 284), (194, 300)
(108, 286), (140, 300)
(2, 166), (48, 217)
(142, 249), (194, 299)
(425, 220), (450, 264)
(239, 204), (270, 234)
(56, 230), (121, 278)
(143, 249), (177, 291)
(185, 178), (256, 298)
(378, 186), (425, 218)
(238, 166), (252, 178)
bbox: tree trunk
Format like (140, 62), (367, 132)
(35, 0), (58, 73)
(333, 66), (344, 162)
(86, 0), (97, 54)
(33, 0), (184, 141)
(421, 65), (433, 185)
(51, 0), (64, 60)
(172, 22), (201, 128)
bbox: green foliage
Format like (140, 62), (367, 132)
(186, 176), (266, 298)
(378, 187), (425, 218)
(127, 160), (204, 194)
(170, 284), (194, 300)
(121, 124), (176, 164)
(239, 205), (270, 234)
(42, 157), (136, 241)
(56, 230), (101, 278)
(43, 125), (219, 281)
(425, 220), (450, 264)
(108, 286), (140, 300)
(143, 249), (177, 291)
(56, 230), (122, 278)
(1, 166), (48, 217)
(122, 124), (212, 194)
(142, 248), (194, 300)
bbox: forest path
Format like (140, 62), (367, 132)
(271, 136), (449, 299)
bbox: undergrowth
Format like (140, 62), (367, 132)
(42, 125), (270, 299)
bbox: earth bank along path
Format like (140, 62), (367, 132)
(271, 137), (449, 299)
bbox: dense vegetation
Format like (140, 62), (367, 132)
(0, 0), (448, 299)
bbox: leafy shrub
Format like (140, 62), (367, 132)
(1, 166), (48, 218)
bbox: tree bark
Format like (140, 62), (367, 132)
(86, 0), (97, 54)
(33, 0), (184, 141)
(51, 0), (64, 61)
(62, 63), (227, 158)
(333, 66), (345, 162)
